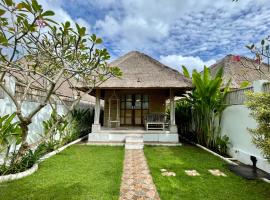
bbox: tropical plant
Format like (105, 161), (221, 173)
(0, 147), (43, 175)
(182, 65), (230, 149)
(246, 91), (270, 160)
(175, 98), (193, 138)
(71, 107), (94, 137)
(0, 0), (121, 162)
(216, 135), (230, 155)
(0, 113), (22, 164)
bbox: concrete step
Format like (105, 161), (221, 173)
(125, 136), (144, 149)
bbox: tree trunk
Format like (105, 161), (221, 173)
(14, 121), (31, 163)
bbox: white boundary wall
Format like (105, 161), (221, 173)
(0, 76), (93, 144)
(220, 80), (270, 173)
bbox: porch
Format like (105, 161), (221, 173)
(89, 88), (179, 143)
(88, 126), (179, 143)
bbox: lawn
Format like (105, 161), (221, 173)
(0, 145), (124, 200)
(144, 144), (270, 200)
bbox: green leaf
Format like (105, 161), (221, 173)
(0, 9), (6, 16)
(4, 0), (13, 6)
(95, 38), (102, 44)
(91, 34), (97, 42)
(215, 66), (224, 79)
(181, 65), (190, 78)
(240, 81), (250, 88)
(42, 10), (55, 17)
(0, 34), (8, 45)
(261, 39), (265, 45)
(64, 21), (70, 29)
(79, 27), (86, 36)
(31, 0), (41, 12)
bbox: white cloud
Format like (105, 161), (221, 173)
(33, 0), (270, 63)
(160, 54), (216, 73)
(38, 0), (92, 34)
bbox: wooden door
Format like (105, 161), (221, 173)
(120, 94), (149, 126)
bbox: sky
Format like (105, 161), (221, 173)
(39, 0), (270, 72)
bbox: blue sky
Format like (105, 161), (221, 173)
(40, 0), (270, 72)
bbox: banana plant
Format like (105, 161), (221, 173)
(0, 113), (22, 164)
(182, 65), (230, 149)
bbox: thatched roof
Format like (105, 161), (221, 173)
(93, 51), (192, 89)
(209, 55), (270, 89)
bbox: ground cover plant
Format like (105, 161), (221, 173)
(144, 145), (270, 200)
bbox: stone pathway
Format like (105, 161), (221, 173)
(119, 149), (160, 200)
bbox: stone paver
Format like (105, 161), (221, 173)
(208, 169), (227, 177)
(119, 149), (160, 200)
(185, 169), (200, 176)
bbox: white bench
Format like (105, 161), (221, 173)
(144, 113), (166, 131)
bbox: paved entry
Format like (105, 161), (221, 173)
(119, 149), (160, 200)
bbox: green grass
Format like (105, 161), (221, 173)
(0, 145), (124, 200)
(144, 144), (270, 200)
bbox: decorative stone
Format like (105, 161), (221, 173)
(185, 170), (200, 176)
(160, 169), (167, 172)
(208, 169), (227, 177)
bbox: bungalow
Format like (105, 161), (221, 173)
(81, 51), (192, 143)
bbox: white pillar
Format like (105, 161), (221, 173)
(169, 89), (177, 133)
(92, 89), (101, 132)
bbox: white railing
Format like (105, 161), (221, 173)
(263, 82), (270, 93)
(225, 87), (253, 105)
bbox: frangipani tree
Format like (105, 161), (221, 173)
(0, 0), (121, 160)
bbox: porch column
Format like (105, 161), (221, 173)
(169, 89), (177, 133)
(92, 89), (101, 132)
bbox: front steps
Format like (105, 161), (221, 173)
(125, 136), (144, 149)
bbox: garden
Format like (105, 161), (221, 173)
(0, 0), (270, 199)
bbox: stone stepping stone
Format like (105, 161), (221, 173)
(185, 169), (200, 176)
(208, 169), (227, 177)
(160, 169), (176, 176)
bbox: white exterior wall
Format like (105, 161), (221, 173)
(220, 80), (270, 173)
(0, 76), (92, 144)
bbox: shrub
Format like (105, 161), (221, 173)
(216, 135), (230, 155)
(0, 148), (42, 175)
(246, 91), (270, 160)
(71, 108), (94, 137)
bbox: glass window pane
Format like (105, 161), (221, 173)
(142, 102), (148, 109)
(135, 101), (141, 109)
(126, 110), (132, 117)
(125, 117), (132, 124)
(121, 102), (125, 109)
(135, 110), (141, 125)
(143, 95), (148, 101)
(135, 94), (141, 102)
(126, 102), (132, 109)
(120, 110), (125, 117)
(126, 95), (132, 101)
(120, 95), (125, 101)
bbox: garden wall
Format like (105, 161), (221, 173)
(220, 80), (270, 173)
(0, 76), (94, 144)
